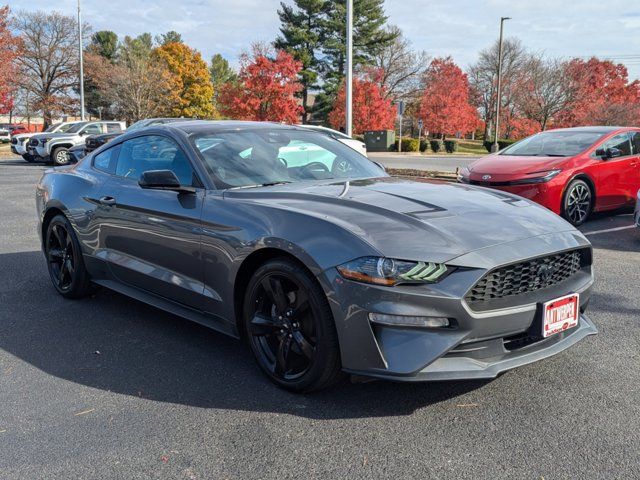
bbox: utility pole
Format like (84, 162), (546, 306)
(78, 0), (85, 121)
(492, 16), (510, 153)
(345, 0), (353, 137)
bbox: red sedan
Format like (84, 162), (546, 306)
(459, 126), (640, 225)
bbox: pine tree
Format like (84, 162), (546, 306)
(315, 0), (397, 121)
(274, 0), (324, 123)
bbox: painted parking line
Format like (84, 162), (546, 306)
(582, 225), (636, 236)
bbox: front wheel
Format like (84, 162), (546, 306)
(243, 258), (344, 392)
(562, 179), (593, 226)
(52, 147), (71, 166)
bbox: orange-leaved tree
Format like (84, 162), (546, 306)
(328, 69), (396, 134)
(418, 57), (479, 137)
(0, 5), (19, 114)
(153, 42), (216, 118)
(218, 47), (303, 123)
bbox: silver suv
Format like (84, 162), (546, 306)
(27, 121), (126, 165)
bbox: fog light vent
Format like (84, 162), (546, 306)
(368, 313), (450, 328)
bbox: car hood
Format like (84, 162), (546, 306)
(30, 132), (78, 141)
(224, 177), (577, 263)
(13, 132), (37, 140)
(468, 154), (568, 181)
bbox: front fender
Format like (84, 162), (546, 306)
(46, 140), (75, 155)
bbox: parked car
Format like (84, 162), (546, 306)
(0, 126), (10, 143)
(300, 124), (368, 157)
(12, 122), (83, 162)
(27, 120), (126, 165)
(3, 124), (29, 136)
(459, 127), (640, 225)
(36, 121), (597, 392)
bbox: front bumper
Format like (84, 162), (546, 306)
(321, 231), (596, 381)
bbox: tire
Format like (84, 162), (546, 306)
(44, 214), (93, 298)
(243, 258), (344, 392)
(561, 179), (593, 226)
(21, 154), (35, 163)
(52, 147), (71, 166)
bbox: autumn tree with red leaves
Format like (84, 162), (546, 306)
(328, 69), (396, 134)
(556, 57), (640, 127)
(218, 47), (303, 123)
(0, 6), (20, 114)
(418, 57), (479, 137)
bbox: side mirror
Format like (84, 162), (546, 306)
(138, 170), (195, 193)
(595, 148), (606, 158)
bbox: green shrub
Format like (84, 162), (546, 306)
(430, 139), (444, 153)
(419, 139), (430, 152)
(444, 139), (458, 153)
(390, 138), (420, 152)
(483, 139), (517, 152)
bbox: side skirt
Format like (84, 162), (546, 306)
(92, 278), (240, 339)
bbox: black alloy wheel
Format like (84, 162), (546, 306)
(45, 215), (93, 298)
(244, 258), (343, 392)
(562, 179), (593, 226)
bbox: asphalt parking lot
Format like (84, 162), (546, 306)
(0, 156), (639, 479)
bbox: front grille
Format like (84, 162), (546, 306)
(465, 249), (586, 307)
(10, 137), (17, 144)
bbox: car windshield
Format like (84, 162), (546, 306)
(191, 128), (385, 188)
(65, 122), (88, 134)
(126, 120), (150, 132)
(500, 130), (608, 157)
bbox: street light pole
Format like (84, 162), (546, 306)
(492, 16), (510, 153)
(345, 0), (353, 137)
(77, 0), (85, 121)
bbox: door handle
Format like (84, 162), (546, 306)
(98, 196), (116, 206)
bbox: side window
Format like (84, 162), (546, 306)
(597, 133), (632, 157)
(630, 132), (640, 155)
(93, 145), (119, 174)
(82, 124), (103, 135)
(106, 123), (122, 133)
(114, 135), (195, 186)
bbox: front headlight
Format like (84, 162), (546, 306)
(336, 257), (452, 286)
(511, 169), (562, 185)
(457, 167), (470, 183)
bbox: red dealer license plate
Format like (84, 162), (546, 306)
(542, 293), (580, 338)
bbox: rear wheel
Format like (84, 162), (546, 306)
(52, 147), (71, 166)
(243, 258), (344, 392)
(45, 215), (93, 298)
(562, 179), (593, 226)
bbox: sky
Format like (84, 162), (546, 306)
(10, 0), (640, 80)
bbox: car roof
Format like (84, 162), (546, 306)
(162, 120), (307, 134)
(545, 126), (638, 134)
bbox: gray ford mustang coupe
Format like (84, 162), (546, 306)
(36, 121), (597, 392)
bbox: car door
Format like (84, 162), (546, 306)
(589, 132), (634, 209)
(98, 134), (206, 309)
(628, 131), (640, 201)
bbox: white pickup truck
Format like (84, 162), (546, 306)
(11, 122), (84, 162)
(26, 120), (126, 165)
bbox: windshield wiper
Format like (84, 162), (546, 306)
(228, 181), (292, 190)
